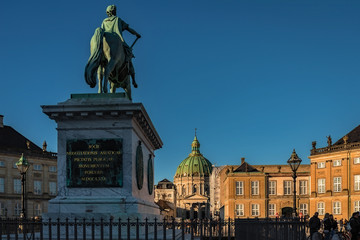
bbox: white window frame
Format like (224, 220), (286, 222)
(33, 164), (42, 171)
(333, 160), (341, 167)
(0, 178), (4, 193)
(236, 181), (243, 195)
(317, 162), (325, 169)
(268, 203), (276, 216)
(251, 204), (259, 216)
(300, 203), (308, 215)
(13, 179), (21, 194)
(317, 202), (325, 215)
(333, 201), (341, 215)
(14, 203), (21, 217)
(318, 179), (326, 193)
(334, 177), (342, 192)
(284, 181), (292, 195)
(34, 180), (42, 195)
(269, 181), (276, 195)
(251, 181), (259, 195)
(355, 157), (360, 164)
(34, 203), (42, 217)
(49, 166), (57, 172)
(300, 180), (307, 195)
(0, 202), (5, 217)
(235, 204), (244, 217)
(355, 201), (360, 212)
(355, 175), (360, 191)
(49, 182), (57, 195)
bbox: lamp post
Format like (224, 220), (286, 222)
(287, 149), (302, 217)
(16, 153), (29, 219)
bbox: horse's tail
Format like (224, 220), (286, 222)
(85, 27), (104, 88)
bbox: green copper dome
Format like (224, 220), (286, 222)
(175, 136), (213, 178)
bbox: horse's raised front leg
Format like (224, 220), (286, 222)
(97, 66), (106, 93)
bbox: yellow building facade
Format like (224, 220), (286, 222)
(309, 125), (360, 220)
(220, 158), (310, 219)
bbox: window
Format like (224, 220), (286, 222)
(300, 180), (307, 195)
(268, 204), (276, 216)
(355, 175), (360, 191)
(317, 162), (325, 169)
(333, 201), (341, 215)
(34, 180), (42, 195)
(235, 204), (244, 217)
(33, 164), (42, 171)
(193, 185), (197, 193)
(284, 181), (292, 195)
(355, 201), (360, 212)
(300, 204), (308, 215)
(236, 181), (243, 195)
(13, 179), (21, 194)
(251, 204), (259, 216)
(0, 202), (5, 217)
(14, 203), (21, 217)
(251, 181), (259, 195)
(355, 157), (360, 164)
(318, 179), (326, 193)
(49, 166), (57, 172)
(333, 160), (341, 167)
(317, 202), (325, 215)
(0, 178), (4, 193)
(269, 181), (276, 195)
(0, 161), (4, 167)
(49, 182), (57, 195)
(34, 203), (41, 217)
(334, 177), (342, 192)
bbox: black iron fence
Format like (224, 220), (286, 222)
(0, 217), (307, 240)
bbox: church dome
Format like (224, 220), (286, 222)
(175, 136), (213, 178)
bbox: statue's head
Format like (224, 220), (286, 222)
(106, 5), (117, 17)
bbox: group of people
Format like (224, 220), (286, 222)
(309, 211), (360, 240)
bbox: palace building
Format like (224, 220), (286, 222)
(309, 124), (360, 220)
(219, 158), (310, 219)
(0, 115), (57, 218)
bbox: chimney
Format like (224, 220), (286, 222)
(241, 157), (245, 165)
(0, 115), (3, 128)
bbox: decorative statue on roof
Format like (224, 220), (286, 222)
(327, 135), (332, 147)
(85, 5), (141, 100)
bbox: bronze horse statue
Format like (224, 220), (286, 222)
(84, 27), (137, 99)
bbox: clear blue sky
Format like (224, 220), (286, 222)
(1, 1), (360, 183)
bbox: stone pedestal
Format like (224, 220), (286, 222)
(41, 93), (162, 220)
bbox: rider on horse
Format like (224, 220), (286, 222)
(101, 5), (141, 88)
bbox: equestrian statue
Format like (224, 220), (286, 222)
(85, 5), (141, 100)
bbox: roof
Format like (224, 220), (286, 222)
(233, 162), (259, 173)
(158, 178), (172, 183)
(333, 124), (360, 145)
(174, 136), (213, 178)
(0, 125), (43, 153)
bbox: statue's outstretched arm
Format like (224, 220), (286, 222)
(125, 26), (141, 38)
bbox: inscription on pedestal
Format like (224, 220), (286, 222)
(66, 139), (123, 187)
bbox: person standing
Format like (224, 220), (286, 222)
(323, 214), (337, 240)
(350, 212), (360, 240)
(309, 212), (321, 239)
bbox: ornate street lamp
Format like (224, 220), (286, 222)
(287, 149), (302, 217)
(16, 153), (30, 219)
